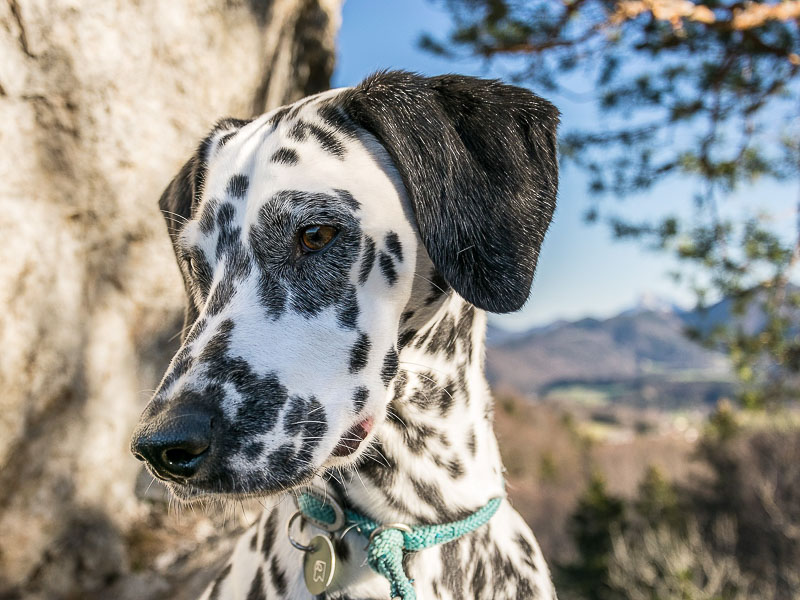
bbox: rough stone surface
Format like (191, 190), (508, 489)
(0, 0), (340, 596)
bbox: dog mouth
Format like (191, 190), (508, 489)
(330, 416), (374, 458)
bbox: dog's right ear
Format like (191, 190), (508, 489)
(338, 71), (559, 314)
(158, 118), (250, 340)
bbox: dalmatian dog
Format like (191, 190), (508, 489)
(131, 71), (559, 599)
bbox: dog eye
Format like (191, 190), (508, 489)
(299, 225), (338, 252)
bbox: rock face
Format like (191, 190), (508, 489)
(0, 0), (340, 596)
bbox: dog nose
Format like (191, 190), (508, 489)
(131, 412), (212, 481)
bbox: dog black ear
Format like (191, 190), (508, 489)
(340, 71), (559, 313)
(158, 118), (250, 339)
(158, 154), (204, 338)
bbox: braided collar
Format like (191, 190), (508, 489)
(296, 489), (503, 600)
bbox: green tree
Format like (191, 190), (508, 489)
(557, 474), (626, 600)
(423, 0), (800, 405)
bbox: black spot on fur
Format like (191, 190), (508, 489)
(198, 198), (219, 234)
(349, 332), (370, 373)
(397, 328), (417, 350)
(287, 121), (307, 141)
(157, 117), (249, 251)
(456, 303), (476, 359)
(270, 556), (287, 596)
(516, 533), (540, 573)
(227, 174), (249, 199)
(268, 106), (291, 127)
(198, 320), (234, 364)
(270, 147), (299, 165)
(216, 201), (235, 228)
(217, 131), (237, 148)
(249, 530), (258, 551)
(491, 549), (521, 589)
(208, 563), (232, 600)
(215, 207), (244, 268)
(456, 365), (470, 404)
(246, 566), (266, 600)
(426, 314), (456, 357)
(266, 444), (298, 479)
(471, 556), (487, 598)
(235, 371), (289, 434)
(334, 188), (360, 210)
(262, 509), (278, 558)
(390, 416), (436, 455)
(317, 103), (360, 137)
(438, 380), (456, 416)
(352, 386), (369, 413)
(413, 324), (433, 351)
(260, 401), (325, 486)
(287, 120), (346, 157)
(385, 231), (403, 262)
(308, 122), (345, 157)
(336, 284), (359, 330)
(257, 275), (286, 320)
(408, 370), (439, 410)
(206, 277), (235, 317)
(226, 242), (252, 283)
(359, 236), (376, 285)
(439, 538), (465, 597)
(400, 310), (414, 324)
(467, 428), (477, 457)
(283, 395), (306, 436)
(378, 251), (397, 285)
(381, 347), (399, 386)
(359, 439), (397, 489)
(447, 457), (465, 479)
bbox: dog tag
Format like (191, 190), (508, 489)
(303, 534), (337, 595)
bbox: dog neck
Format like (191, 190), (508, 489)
(330, 288), (505, 524)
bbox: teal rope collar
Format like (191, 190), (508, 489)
(296, 490), (503, 600)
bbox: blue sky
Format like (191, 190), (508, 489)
(334, 0), (797, 331)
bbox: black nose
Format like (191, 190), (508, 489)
(131, 412), (212, 481)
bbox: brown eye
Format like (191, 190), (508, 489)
(300, 225), (338, 252)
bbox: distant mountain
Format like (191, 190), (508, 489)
(486, 300), (736, 408)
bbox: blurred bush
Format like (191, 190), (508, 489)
(555, 410), (800, 600)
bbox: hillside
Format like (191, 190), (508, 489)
(486, 303), (736, 408)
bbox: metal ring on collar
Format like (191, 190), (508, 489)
(294, 487), (346, 532)
(366, 523), (413, 549)
(337, 522), (362, 543)
(286, 510), (314, 552)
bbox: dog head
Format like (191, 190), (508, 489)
(130, 71), (558, 500)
